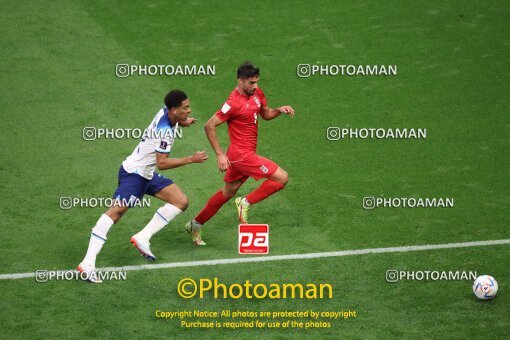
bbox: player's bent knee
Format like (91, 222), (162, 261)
(222, 183), (241, 198)
(175, 195), (189, 211)
(281, 172), (289, 186)
(105, 206), (128, 223)
(222, 188), (236, 198)
(221, 190), (236, 199)
(274, 169), (289, 186)
(224, 192), (235, 199)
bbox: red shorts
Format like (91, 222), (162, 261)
(224, 149), (279, 183)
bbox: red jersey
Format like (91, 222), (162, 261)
(215, 88), (267, 156)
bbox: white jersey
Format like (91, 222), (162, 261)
(122, 107), (177, 179)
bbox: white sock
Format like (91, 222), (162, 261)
(242, 197), (250, 206)
(191, 219), (202, 230)
(83, 214), (114, 265)
(136, 204), (182, 240)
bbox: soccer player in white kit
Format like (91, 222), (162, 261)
(77, 90), (207, 283)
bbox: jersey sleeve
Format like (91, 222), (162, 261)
(215, 97), (238, 122)
(155, 128), (174, 154)
(257, 89), (268, 113)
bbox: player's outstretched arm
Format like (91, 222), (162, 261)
(260, 106), (295, 120)
(204, 115), (229, 172)
(179, 117), (197, 127)
(156, 151), (207, 170)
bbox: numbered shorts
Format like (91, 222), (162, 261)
(113, 166), (173, 206)
(224, 152), (278, 183)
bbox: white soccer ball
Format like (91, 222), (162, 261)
(473, 275), (498, 300)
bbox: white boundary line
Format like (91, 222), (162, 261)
(1, 238), (509, 280)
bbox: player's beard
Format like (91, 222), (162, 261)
(238, 86), (254, 96)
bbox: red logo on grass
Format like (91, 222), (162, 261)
(238, 224), (269, 254)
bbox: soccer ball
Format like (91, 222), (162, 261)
(472, 275), (498, 300)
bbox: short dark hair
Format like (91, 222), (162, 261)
(237, 61), (260, 79)
(164, 90), (188, 109)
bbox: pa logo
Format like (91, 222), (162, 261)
(238, 224), (269, 254)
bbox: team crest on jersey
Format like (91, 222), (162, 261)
(253, 96), (261, 108)
(260, 165), (269, 174)
(159, 141), (168, 149)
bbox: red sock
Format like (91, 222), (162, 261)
(246, 180), (285, 205)
(195, 190), (230, 225)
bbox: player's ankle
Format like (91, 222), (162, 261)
(81, 258), (95, 267)
(191, 219), (202, 230)
(133, 232), (150, 242)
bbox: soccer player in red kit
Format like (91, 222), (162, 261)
(185, 62), (294, 245)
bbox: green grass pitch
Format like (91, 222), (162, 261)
(0, 0), (508, 338)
